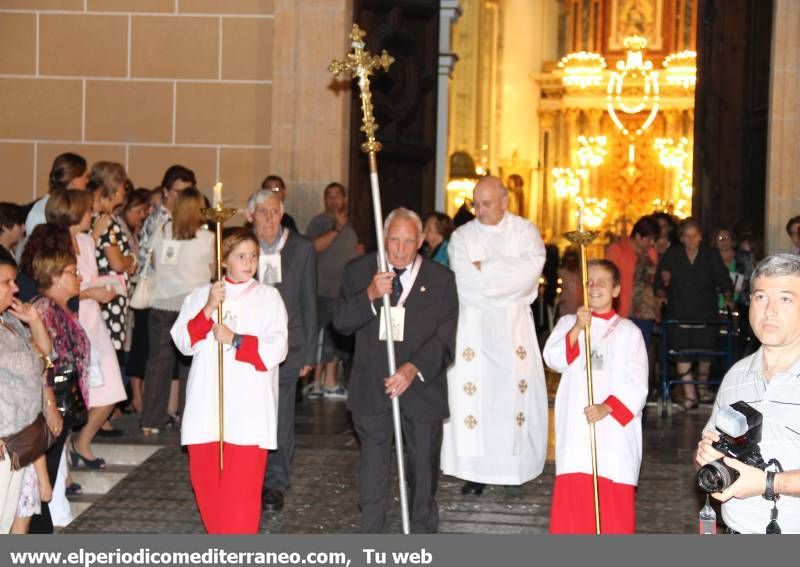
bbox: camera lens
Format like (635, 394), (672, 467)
(697, 459), (739, 493)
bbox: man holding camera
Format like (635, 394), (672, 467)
(695, 254), (800, 534)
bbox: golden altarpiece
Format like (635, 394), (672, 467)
(446, 0), (698, 245)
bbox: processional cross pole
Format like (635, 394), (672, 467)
(328, 23), (411, 535)
(202, 183), (239, 474)
(564, 213), (602, 534)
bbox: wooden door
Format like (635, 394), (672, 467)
(348, 0), (440, 250)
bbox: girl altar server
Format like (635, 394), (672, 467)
(171, 228), (288, 534)
(543, 259), (648, 534)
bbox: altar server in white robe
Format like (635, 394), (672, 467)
(441, 176), (548, 493)
(171, 228), (288, 534)
(543, 259), (648, 533)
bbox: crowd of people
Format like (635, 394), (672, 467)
(1, 152), (799, 535)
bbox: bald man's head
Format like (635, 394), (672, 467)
(473, 176), (508, 226)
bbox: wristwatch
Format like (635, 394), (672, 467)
(231, 333), (243, 350)
(764, 471), (778, 501)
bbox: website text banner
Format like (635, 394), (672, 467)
(0, 535), (789, 567)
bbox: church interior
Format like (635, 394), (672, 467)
(1, 0), (800, 538)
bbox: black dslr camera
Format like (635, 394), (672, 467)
(697, 401), (765, 494)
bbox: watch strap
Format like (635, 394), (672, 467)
(764, 470), (777, 501)
(232, 333), (243, 350)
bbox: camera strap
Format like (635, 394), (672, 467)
(765, 459), (784, 535)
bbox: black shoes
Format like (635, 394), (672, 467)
(263, 489), (285, 511)
(461, 481), (486, 496)
(96, 427), (124, 438)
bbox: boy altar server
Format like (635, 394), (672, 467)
(543, 259), (648, 533)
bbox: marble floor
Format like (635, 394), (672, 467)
(63, 395), (715, 534)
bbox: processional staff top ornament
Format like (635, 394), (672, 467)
(328, 24), (394, 155)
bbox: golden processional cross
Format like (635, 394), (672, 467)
(329, 24), (413, 535)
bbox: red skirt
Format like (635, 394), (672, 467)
(549, 473), (635, 534)
(188, 442), (268, 534)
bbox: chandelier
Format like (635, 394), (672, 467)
(575, 196), (608, 229)
(558, 52), (607, 88)
(653, 137), (692, 218)
(606, 36), (660, 137)
(663, 51), (698, 89)
(576, 135), (608, 168)
(552, 167), (586, 198)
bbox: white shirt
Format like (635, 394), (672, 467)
(705, 350), (800, 534)
(150, 225), (215, 311)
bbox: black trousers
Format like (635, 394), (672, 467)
(263, 367), (299, 492)
(351, 410), (442, 534)
(28, 428), (68, 534)
(141, 309), (190, 429)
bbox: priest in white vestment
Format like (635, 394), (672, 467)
(441, 176), (548, 492)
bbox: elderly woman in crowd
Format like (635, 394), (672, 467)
(25, 246), (93, 534)
(422, 212), (454, 268)
(45, 191), (126, 466)
(0, 257), (55, 534)
(654, 218), (734, 410)
(89, 162), (135, 362)
(141, 188), (214, 435)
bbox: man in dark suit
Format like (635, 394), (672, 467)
(245, 189), (317, 512)
(333, 207), (458, 533)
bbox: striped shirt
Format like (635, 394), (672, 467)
(705, 348), (800, 533)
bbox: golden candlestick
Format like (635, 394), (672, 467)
(329, 23), (412, 535)
(564, 220), (602, 534)
(201, 202), (239, 473)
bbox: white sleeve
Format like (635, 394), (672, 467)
(543, 315), (579, 373)
(254, 288), (289, 371)
(608, 324), (649, 417)
(170, 287), (209, 357)
(448, 228), (484, 307)
(480, 223), (546, 301)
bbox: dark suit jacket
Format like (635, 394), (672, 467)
(333, 253), (458, 422)
(270, 231), (317, 370)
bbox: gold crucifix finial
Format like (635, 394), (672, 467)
(349, 23), (367, 43)
(328, 23), (394, 155)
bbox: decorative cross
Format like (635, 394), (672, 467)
(463, 382), (477, 396)
(464, 415), (478, 429)
(516, 412), (526, 426)
(518, 380), (528, 394)
(516, 346), (527, 360)
(462, 347), (475, 362)
(328, 23), (394, 155)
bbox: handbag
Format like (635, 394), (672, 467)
(51, 363), (88, 429)
(129, 263), (153, 309)
(1, 413), (56, 471)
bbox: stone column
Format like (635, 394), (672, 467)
(435, 0), (463, 210)
(662, 109), (682, 206)
(765, 0), (800, 254)
(538, 110), (557, 233)
(271, 0), (352, 230)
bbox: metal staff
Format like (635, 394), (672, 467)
(564, 214), (601, 534)
(329, 24), (410, 535)
(202, 200), (239, 473)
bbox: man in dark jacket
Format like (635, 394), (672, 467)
(333, 207), (458, 533)
(246, 189), (317, 512)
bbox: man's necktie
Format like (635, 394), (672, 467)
(390, 267), (406, 306)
